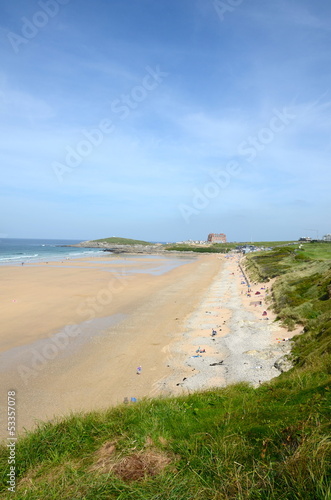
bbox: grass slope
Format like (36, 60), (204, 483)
(165, 241), (297, 254)
(165, 243), (236, 253)
(92, 237), (151, 246)
(1, 243), (330, 499)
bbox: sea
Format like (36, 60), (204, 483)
(0, 238), (105, 265)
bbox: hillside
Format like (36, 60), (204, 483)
(72, 236), (158, 252)
(77, 236), (152, 246)
(92, 237), (152, 246)
(1, 243), (330, 499)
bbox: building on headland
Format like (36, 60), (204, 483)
(299, 236), (312, 242)
(207, 233), (227, 243)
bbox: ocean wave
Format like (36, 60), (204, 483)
(0, 248), (105, 265)
(68, 250), (105, 257)
(0, 254), (39, 262)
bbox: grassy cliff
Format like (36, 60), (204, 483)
(1, 243), (330, 499)
(245, 242), (331, 374)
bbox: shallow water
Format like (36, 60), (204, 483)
(25, 255), (195, 276)
(0, 238), (105, 265)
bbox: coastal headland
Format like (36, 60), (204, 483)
(0, 252), (295, 440)
(67, 236), (168, 254)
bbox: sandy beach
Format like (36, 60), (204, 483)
(0, 253), (221, 439)
(157, 254), (301, 396)
(0, 252), (299, 441)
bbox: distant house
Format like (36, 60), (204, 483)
(207, 233), (227, 243)
(323, 234), (331, 241)
(299, 237), (312, 242)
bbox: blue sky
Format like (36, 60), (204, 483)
(1, 0), (330, 242)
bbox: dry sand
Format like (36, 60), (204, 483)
(0, 252), (300, 441)
(157, 254), (302, 395)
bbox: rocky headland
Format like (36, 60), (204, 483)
(68, 240), (167, 254)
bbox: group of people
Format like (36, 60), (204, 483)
(238, 265), (270, 320)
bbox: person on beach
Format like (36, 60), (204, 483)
(136, 366), (142, 375)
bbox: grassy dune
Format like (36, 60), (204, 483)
(1, 243), (330, 499)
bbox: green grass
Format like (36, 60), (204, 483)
(165, 243), (235, 253)
(241, 241), (297, 248)
(245, 243), (331, 367)
(296, 242), (331, 261)
(91, 237), (152, 246)
(1, 242), (330, 499)
(244, 242), (331, 282)
(165, 241), (297, 254)
(1, 377), (330, 499)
